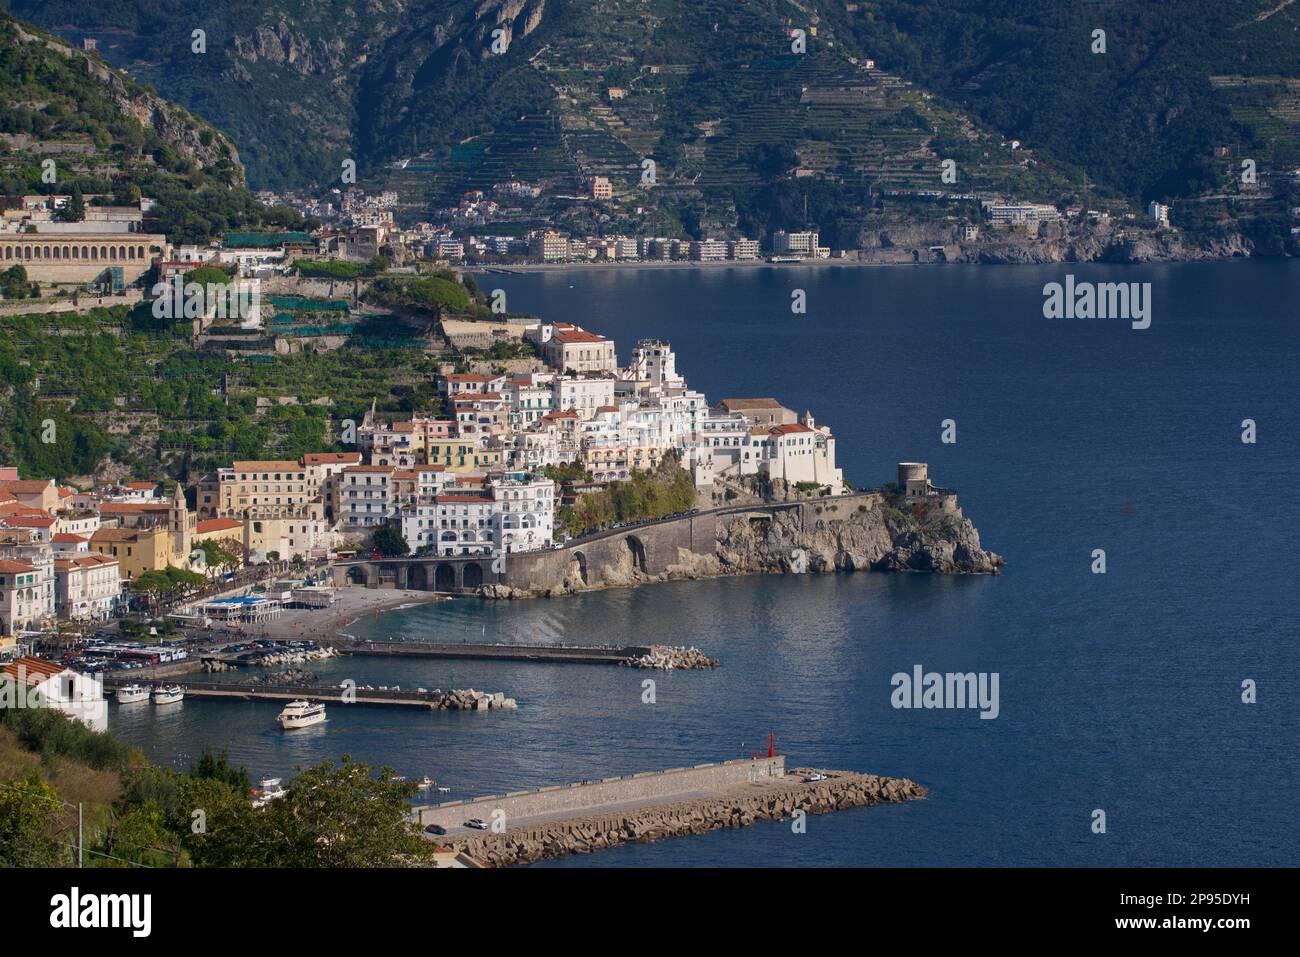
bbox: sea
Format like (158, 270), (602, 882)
(110, 260), (1299, 866)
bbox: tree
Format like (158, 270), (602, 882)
(130, 566), (206, 613)
(372, 525), (408, 557)
(0, 265), (30, 299)
(196, 538), (241, 575)
(188, 747), (251, 793)
(61, 186), (85, 223)
(0, 772), (66, 867)
(248, 757), (434, 867)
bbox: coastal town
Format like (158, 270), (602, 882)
(0, 303), (851, 643)
(0, 179), (1190, 304)
(1, 0), (1285, 896)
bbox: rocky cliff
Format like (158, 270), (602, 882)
(483, 494), (1004, 599)
(710, 498), (1004, 576)
(9, 19), (242, 178)
(857, 220), (1262, 266)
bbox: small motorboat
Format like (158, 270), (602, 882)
(418, 776), (435, 790)
(436, 786), (451, 794)
(152, 685), (185, 705)
(116, 684), (149, 704)
(276, 700), (326, 729)
(251, 778), (286, 807)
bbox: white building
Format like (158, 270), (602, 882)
(983, 202), (1061, 226)
(772, 230), (820, 256)
(336, 466), (396, 529)
(53, 554), (120, 621)
(0, 657), (106, 732)
(553, 374), (617, 417)
(428, 495), (497, 556)
(737, 415), (843, 488)
(1147, 201), (1170, 227)
(502, 374), (555, 428)
(682, 410), (751, 485)
(494, 476), (554, 553)
(531, 322), (619, 374)
(0, 558), (55, 635)
(623, 339), (685, 392)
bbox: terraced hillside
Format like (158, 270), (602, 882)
(8, 0), (1298, 250)
(6, 0), (1092, 243)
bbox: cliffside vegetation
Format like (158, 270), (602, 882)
(556, 454), (696, 538)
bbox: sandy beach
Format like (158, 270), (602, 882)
(221, 587), (448, 641)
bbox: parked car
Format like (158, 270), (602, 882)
(464, 818), (489, 830)
(424, 824), (447, 835)
(804, 772), (828, 783)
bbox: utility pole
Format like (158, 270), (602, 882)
(78, 803), (83, 868)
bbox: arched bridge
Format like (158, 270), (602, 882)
(331, 555), (500, 594)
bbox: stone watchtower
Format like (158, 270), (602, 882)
(898, 462), (930, 498)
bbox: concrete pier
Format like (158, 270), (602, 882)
(418, 758), (927, 865)
(324, 638), (655, 664)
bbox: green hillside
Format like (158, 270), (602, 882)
(4, 0), (1298, 249)
(0, 11), (309, 244)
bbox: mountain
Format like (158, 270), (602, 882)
(6, 0), (1298, 250)
(0, 10), (310, 243)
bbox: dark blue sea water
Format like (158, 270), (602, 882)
(111, 261), (1299, 866)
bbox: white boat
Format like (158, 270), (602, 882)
(276, 699), (326, 729)
(152, 685), (185, 705)
(116, 684), (149, 704)
(418, 776), (435, 790)
(252, 777), (286, 807)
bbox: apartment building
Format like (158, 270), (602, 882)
(53, 554), (120, 621)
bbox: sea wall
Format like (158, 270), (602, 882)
(440, 767), (928, 867)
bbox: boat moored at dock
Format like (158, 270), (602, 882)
(152, 685), (185, 705)
(116, 684), (149, 704)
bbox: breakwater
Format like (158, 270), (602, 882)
(423, 759), (926, 866)
(325, 638), (719, 670)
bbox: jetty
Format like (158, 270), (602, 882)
(323, 638), (717, 668)
(418, 757), (926, 866)
(101, 675), (516, 711)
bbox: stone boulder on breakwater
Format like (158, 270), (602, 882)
(437, 689), (517, 711)
(618, 645), (719, 670)
(444, 769), (926, 866)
